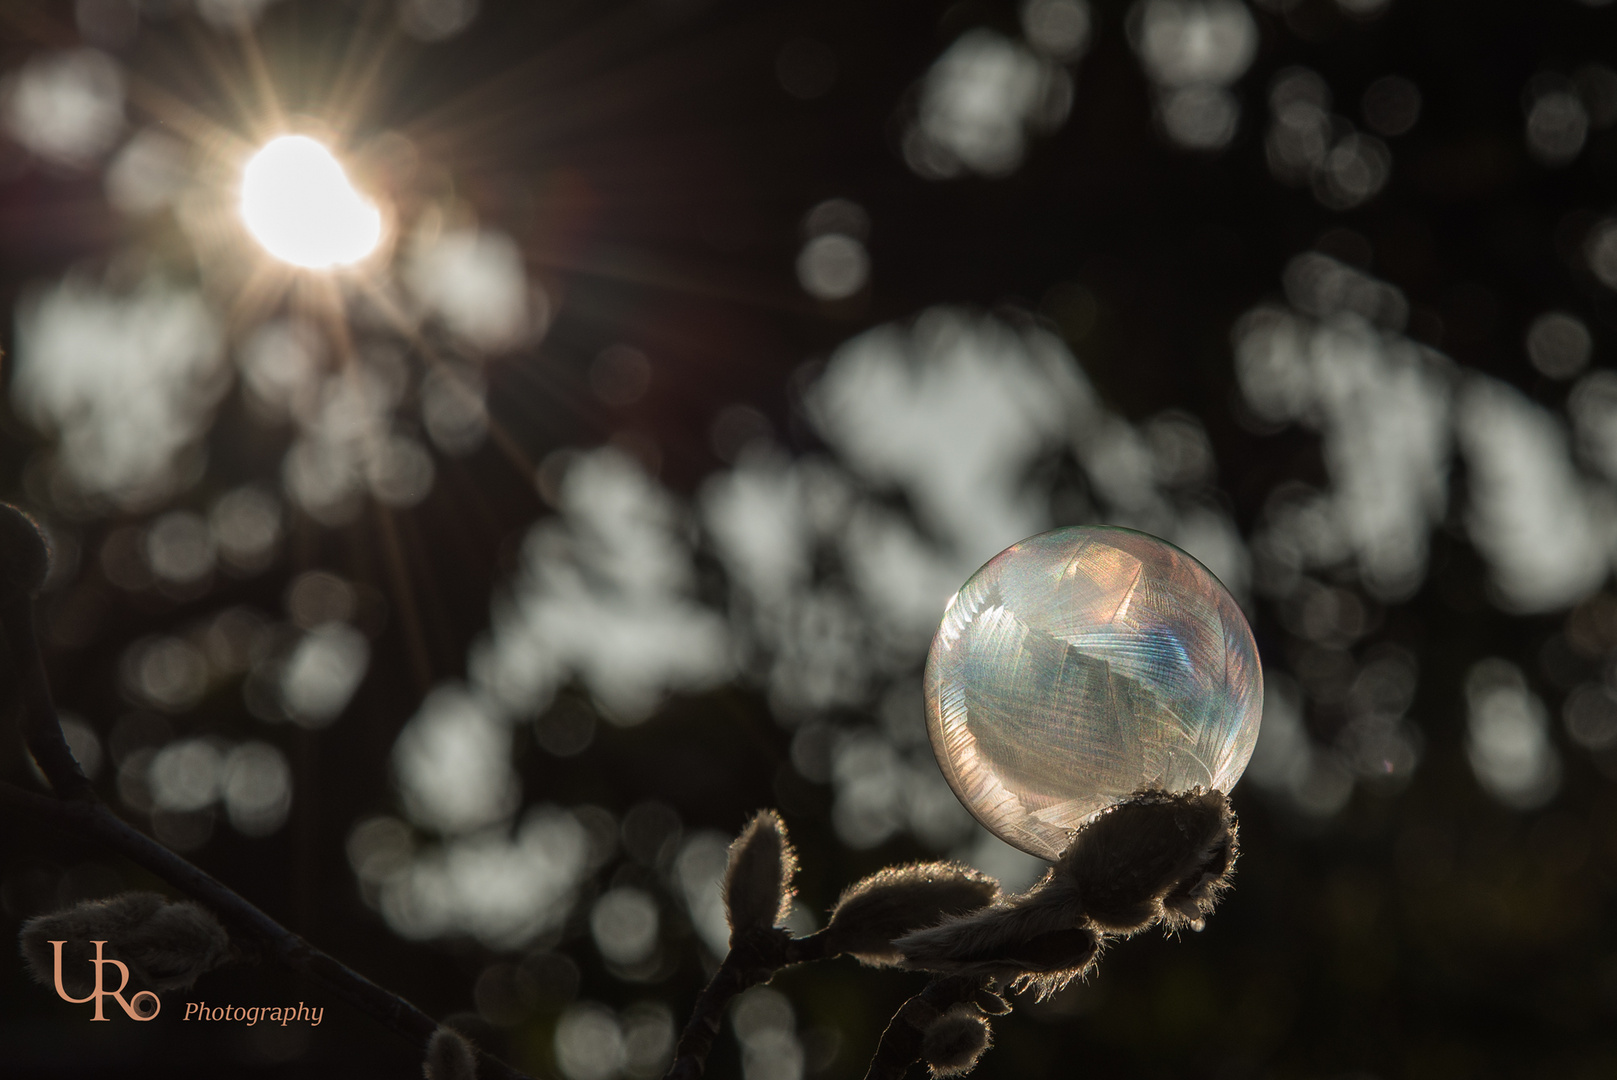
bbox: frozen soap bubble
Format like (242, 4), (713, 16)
(925, 526), (1262, 861)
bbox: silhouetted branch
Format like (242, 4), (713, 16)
(862, 976), (987, 1080)
(0, 501), (534, 1080)
(663, 926), (852, 1080)
(0, 780), (534, 1080)
(0, 610), (88, 798)
(0, 505), (91, 799)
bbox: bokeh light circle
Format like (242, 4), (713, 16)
(925, 526), (1263, 861)
(240, 135), (382, 269)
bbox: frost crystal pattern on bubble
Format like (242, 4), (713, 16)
(925, 526), (1262, 860)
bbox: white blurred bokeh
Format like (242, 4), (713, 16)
(733, 987), (805, 1080)
(377, 806), (589, 948)
(406, 224), (540, 352)
(904, 29), (1072, 178)
(393, 684), (520, 834)
(469, 448), (733, 725)
(1022, 0), (1093, 61)
(280, 622), (370, 727)
(1265, 67), (1393, 207)
(1, 49), (124, 168)
(1130, 0), (1258, 150)
(13, 276), (227, 510)
(1465, 660), (1560, 810)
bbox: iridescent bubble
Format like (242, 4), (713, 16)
(925, 526), (1262, 860)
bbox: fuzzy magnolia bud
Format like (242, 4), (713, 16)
(0, 503), (51, 598)
(919, 1006), (992, 1078)
(895, 873), (1100, 995)
(19, 892), (231, 996)
(998, 927), (1103, 998)
(424, 1027), (478, 1080)
(724, 810), (797, 941)
(1058, 788), (1236, 934)
(996, 926), (1100, 972)
(821, 862), (999, 965)
(1160, 817), (1237, 931)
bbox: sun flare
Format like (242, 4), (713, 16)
(240, 135), (383, 269)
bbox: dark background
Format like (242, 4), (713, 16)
(3, 0), (1617, 1077)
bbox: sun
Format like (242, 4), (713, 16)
(239, 134), (383, 270)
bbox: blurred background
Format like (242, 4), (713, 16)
(2, 0), (1616, 1076)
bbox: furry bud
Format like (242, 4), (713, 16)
(1058, 788), (1235, 934)
(920, 1006), (992, 1077)
(424, 1027), (478, 1080)
(19, 892), (231, 996)
(724, 810), (797, 941)
(1160, 818), (1237, 931)
(998, 927), (1102, 997)
(896, 874), (1099, 994)
(821, 862), (999, 965)
(0, 503), (51, 597)
(997, 927), (1100, 973)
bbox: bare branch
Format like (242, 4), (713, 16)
(0, 600), (92, 800)
(862, 976), (989, 1080)
(0, 781), (535, 1080)
(0, 505), (88, 799)
(663, 925), (797, 1080)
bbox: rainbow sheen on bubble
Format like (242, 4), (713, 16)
(925, 526), (1263, 861)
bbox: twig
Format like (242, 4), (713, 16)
(0, 780), (536, 1080)
(663, 928), (832, 1080)
(0, 506), (536, 1080)
(862, 976), (984, 1080)
(0, 597), (91, 799)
